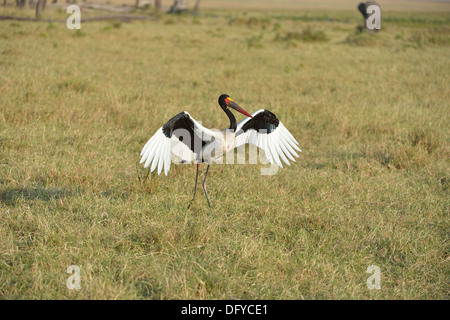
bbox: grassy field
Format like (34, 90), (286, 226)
(0, 1), (449, 299)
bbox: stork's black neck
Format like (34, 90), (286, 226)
(224, 108), (237, 131)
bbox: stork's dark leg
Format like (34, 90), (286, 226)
(187, 164), (200, 209)
(202, 164), (211, 208)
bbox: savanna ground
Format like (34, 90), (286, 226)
(0, 0), (449, 299)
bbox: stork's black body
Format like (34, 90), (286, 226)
(187, 94), (251, 208)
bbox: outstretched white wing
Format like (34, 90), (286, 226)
(235, 109), (301, 168)
(140, 111), (216, 175)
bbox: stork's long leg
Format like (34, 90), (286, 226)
(187, 164), (200, 209)
(202, 164), (211, 208)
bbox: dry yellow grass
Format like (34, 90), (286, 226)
(0, 1), (449, 299)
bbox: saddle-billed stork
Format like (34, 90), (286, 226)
(139, 94), (301, 208)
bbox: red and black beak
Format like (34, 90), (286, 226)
(225, 98), (253, 118)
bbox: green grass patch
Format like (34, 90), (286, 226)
(409, 27), (450, 48)
(229, 16), (272, 28)
(345, 31), (382, 46)
(275, 27), (329, 45)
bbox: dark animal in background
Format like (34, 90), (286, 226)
(358, 1), (380, 32)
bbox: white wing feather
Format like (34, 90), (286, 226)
(235, 109), (301, 167)
(140, 112), (216, 175)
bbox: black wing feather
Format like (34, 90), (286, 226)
(162, 112), (206, 155)
(240, 110), (279, 134)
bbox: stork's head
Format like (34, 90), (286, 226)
(218, 94), (253, 118)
